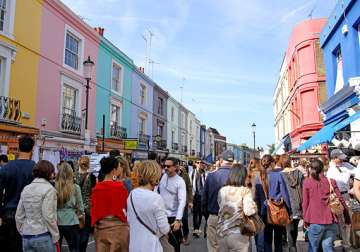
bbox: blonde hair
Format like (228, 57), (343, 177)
(133, 160), (142, 173)
(56, 162), (74, 208)
(116, 155), (130, 177)
(79, 156), (90, 171)
(137, 160), (161, 186)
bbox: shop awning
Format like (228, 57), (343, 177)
(297, 110), (360, 152)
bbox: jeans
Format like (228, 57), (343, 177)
(218, 233), (250, 252)
(79, 213), (91, 252)
(193, 194), (203, 230)
(0, 210), (22, 252)
(263, 224), (285, 252)
(168, 217), (183, 252)
(286, 219), (300, 252)
(58, 225), (80, 252)
(23, 233), (56, 252)
(307, 223), (338, 252)
(182, 207), (189, 238)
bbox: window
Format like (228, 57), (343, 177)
(315, 40), (325, 76)
(181, 112), (185, 128)
(171, 107), (175, 122)
(171, 130), (175, 144)
(334, 48), (344, 94)
(62, 85), (77, 115)
(65, 32), (80, 70)
(110, 103), (121, 127)
(190, 120), (193, 133)
(140, 84), (146, 105)
(112, 62), (122, 93)
(157, 97), (163, 115)
(0, 0), (6, 32)
(157, 123), (164, 137)
(139, 117), (146, 134)
(181, 133), (185, 145)
(0, 0), (15, 37)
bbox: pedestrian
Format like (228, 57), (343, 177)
(187, 160), (194, 175)
(91, 156), (129, 252)
(280, 154), (304, 252)
(326, 149), (355, 249)
(15, 160), (59, 252)
(254, 154), (291, 252)
(246, 158), (261, 188)
(303, 159), (349, 251)
(158, 157), (186, 252)
(0, 154), (8, 168)
(0, 135), (36, 252)
(127, 160), (170, 252)
(130, 160), (141, 189)
(56, 162), (84, 252)
(202, 150), (234, 252)
(76, 156), (96, 252)
(115, 155), (132, 193)
(190, 160), (206, 238)
(178, 164), (193, 245)
(217, 163), (257, 252)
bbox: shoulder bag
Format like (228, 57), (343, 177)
(260, 176), (290, 226)
(239, 191), (264, 236)
(130, 194), (174, 252)
(327, 178), (344, 217)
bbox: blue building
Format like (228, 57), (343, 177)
(298, 0), (360, 151)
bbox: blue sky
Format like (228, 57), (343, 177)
(62, 0), (334, 149)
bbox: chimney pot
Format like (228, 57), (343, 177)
(94, 27), (105, 36)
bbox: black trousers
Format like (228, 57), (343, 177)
(286, 219), (300, 252)
(193, 194), (202, 230)
(168, 217), (183, 252)
(0, 210), (22, 252)
(59, 224), (80, 252)
(79, 213), (92, 252)
(182, 207), (189, 238)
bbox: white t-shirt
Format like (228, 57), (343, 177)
(327, 161), (356, 193)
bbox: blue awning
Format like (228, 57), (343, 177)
(297, 110), (360, 152)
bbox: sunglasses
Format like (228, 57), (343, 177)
(164, 165), (173, 168)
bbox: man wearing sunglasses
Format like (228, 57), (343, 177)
(158, 157), (187, 252)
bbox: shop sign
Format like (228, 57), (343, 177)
(88, 153), (108, 174)
(124, 139), (138, 150)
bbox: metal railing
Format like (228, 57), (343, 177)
(60, 113), (82, 134)
(110, 124), (127, 139)
(0, 96), (22, 122)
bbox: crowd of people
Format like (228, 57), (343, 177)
(1, 135), (360, 252)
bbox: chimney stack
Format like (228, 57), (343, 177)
(94, 27), (105, 36)
(139, 67), (144, 73)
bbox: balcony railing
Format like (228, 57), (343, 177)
(172, 143), (179, 151)
(0, 96), (22, 123)
(61, 113), (82, 134)
(110, 124), (127, 139)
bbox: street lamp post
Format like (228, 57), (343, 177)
(83, 56), (95, 130)
(252, 123), (256, 157)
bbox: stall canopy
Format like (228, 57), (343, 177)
(273, 134), (291, 155)
(297, 110), (360, 152)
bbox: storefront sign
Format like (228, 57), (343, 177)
(124, 139), (138, 150)
(88, 153), (108, 174)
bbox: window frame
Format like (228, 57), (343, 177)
(158, 97), (164, 115)
(138, 112), (147, 135)
(0, 40), (15, 97)
(111, 60), (124, 95)
(63, 25), (84, 75)
(140, 83), (146, 105)
(0, 0), (15, 39)
(110, 99), (122, 127)
(171, 107), (175, 122)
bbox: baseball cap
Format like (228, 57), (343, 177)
(330, 149), (347, 160)
(221, 150), (234, 162)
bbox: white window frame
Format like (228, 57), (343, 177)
(0, 40), (15, 97)
(63, 25), (84, 75)
(59, 74), (82, 128)
(171, 129), (175, 144)
(181, 112), (185, 128)
(0, 0), (15, 39)
(140, 83), (146, 105)
(171, 107), (175, 122)
(334, 47), (344, 94)
(138, 112), (147, 134)
(111, 60), (124, 96)
(110, 99), (122, 127)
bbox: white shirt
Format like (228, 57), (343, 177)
(158, 173), (186, 220)
(327, 161), (356, 193)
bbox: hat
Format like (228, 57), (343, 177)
(221, 150), (234, 162)
(330, 149), (347, 160)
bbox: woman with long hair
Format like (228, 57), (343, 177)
(217, 163), (257, 252)
(56, 162), (84, 252)
(254, 155), (291, 252)
(280, 154), (304, 252)
(303, 159), (349, 251)
(91, 156), (129, 252)
(16, 160), (59, 252)
(127, 160), (170, 252)
(246, 158), (261, 188)
(115, 155), (132, 193)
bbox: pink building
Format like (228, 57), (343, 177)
(36, 0), (100, 153)
(286, 19), (328, 149)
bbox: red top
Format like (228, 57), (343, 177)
(91, 181), (128, 225)
(302, 174), (346, 225)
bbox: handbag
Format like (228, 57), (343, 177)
(260, 176), (290, 226)
(130, 194), (174, 252)
(327, 178), (344, 217)
(239, 192), (265, 236)
(352, 212), (360, 231)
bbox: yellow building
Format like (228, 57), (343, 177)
(0, 0), (43, 154)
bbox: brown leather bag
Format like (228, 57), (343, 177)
(327, 178), (344, 217)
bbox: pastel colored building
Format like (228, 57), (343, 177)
(152, 84), (168, 157)
(179, 104), (188, 155)
(195, 118), (201, 157)
(95, 29), (133, 152)
(130, 67), (154, 159)
(200, 125), (207, 159)
(167, 95), (180, 158)
(0, 0), (40, 154)
(285, 19), (327, 149)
